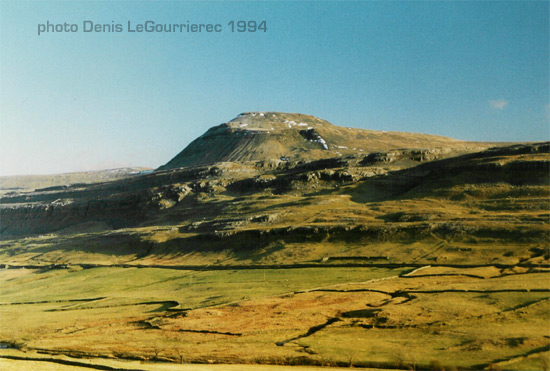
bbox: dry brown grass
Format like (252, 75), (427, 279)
(0, 265), (547, 369)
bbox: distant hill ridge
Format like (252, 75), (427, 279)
(0, 167), (151, 196)
(159, 112), (492, 170)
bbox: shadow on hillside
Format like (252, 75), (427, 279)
(346, 143), (550, 204)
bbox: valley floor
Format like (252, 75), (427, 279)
(0, 264), (548, 370)
(0, 349), (366, 371)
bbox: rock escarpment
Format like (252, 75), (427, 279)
(1, 112), (548, 269)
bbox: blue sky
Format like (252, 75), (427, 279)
(1, 0), (548, 176)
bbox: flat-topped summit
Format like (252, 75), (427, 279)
(159, 112), (491, 171)
(227, 112), (331, 130)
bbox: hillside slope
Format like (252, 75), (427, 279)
(1, 140), (547, 267)
(159, 112), (491, 170)
(0, 113), (546, 263)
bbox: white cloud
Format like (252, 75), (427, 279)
(489, 99), (509, 110)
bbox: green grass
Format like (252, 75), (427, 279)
(0, 348), (384, 371)
(0, 266), (548, 369)
(0, 266), (404, 307)
(300, 291), (550, 369)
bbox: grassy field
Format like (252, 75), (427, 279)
(0, 265), (547, 370)
(0, 349), (387, 371)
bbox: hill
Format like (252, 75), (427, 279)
(0, 112), (548, 370)
(0, 167), (151, 196)
(159, 112), (491, 170)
